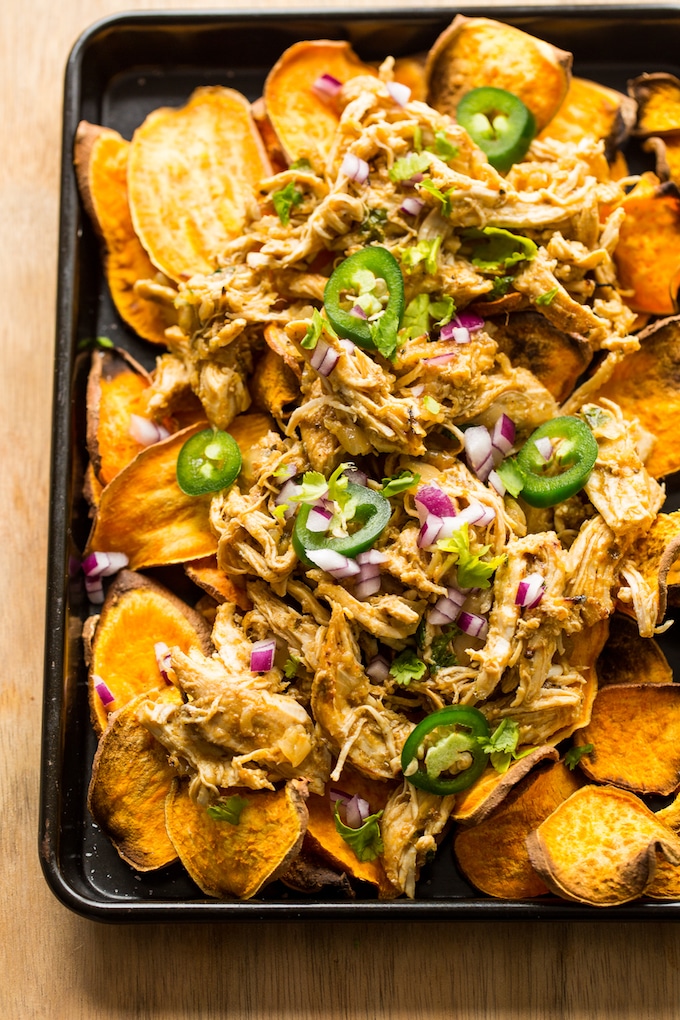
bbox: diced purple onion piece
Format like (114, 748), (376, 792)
(341, 152), (370, 184)
(411, 384), (425, 397)
(84, 575), (105, 604)
(343, 467), (368, 486)
(454, 312), (485, 332)
(400, 196), (424, 217)
(129, 413), (170, 447)
(491, 414), (516, 459)
(275, 479), (303, 520)
(386, 81), (411, 106)
(428, 586), (468, 626)
(154, 641), (172, 682)
(464, 426), (494, 482)
(515, 572), (545, 609)
(93, 676), (115, 706)
(439, 322), (470, 344)
(350, 304), (368, 320)
(82, 551), (130, 578)
(306, 548), (361, 578)
(424, 351), (456, 366)
(354, 574), (382, 600)
(356, 549), (388, 566)
(458, 611), (489, 641)
(417, 514), (444, 549)
(310, 338), (340, 377)
(415, 484), (456, 522)
(250, 638), (277, 673)
(344, 793), (371, 828)
(307, 501), (333, 533)
(366, 654), (390, 681)
(312, 73), (343, 97)
(534, 436), (553, 462)
(488, 469), (506, 496)
(338, 337), (356, 354)
(457, 500), (496, 528)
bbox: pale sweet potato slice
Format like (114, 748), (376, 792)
(165, 778), (308, 899)
(128, 87), (272, 282)
(86, 348), (151, 487)
(264, 40), (378, 168)
(622, 510), (680, 628)
(647, 794), (680, 899)
(73, 121), (176, 344)
(489, 311), (592, 404)
(454, 761), (581, 899)
(87, 568), (213, 733)
(573, 684), (680, 796)
(184, 554), (252, 612)
(85, 422), (217, 571)
(87, 690), (179, 870)
(538, 77), (636, 157)
(526, 785), (680, 906)
(452, 745), (559, 826)
(425, 15), (572, 134)
(596, 613), (672, 688)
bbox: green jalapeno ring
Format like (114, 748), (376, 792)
(401, 706), (490, 795)
(176, 428), (242, 496)
(323, 246), (405, 356)
(292, 482), (392, 566)
(515, 416), (599, 509)
(456, 87), (536, 173)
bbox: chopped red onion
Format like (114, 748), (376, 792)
(428, 586), (468, 626)
(515, 572), (545, 609)
(250, 638), (277, 673)
(453, 312), (485, 332)
(354, 549), (386, 599)
(306, 548), (361, 578)
(154, 641), (172, 682)
(275, 478), (303, 520)
(344, 793), (371, 828)
(341, 152), (370, 184)
(458, 611), (489, 640)
(386, 81), (411, 106)
(338, 337), (356, 354)
(488, 469), (506, 496)
(424, 351), (457, 366)
(354, 575), (381, 600)
(84, 575), (105, 604)
(343, 467), (368, 486)
(129, 413), (170, 447)
(306, 501), (333, 533)
(356, 549), (387, 566)
(491, 414), (516, 460)
(534, 436), (553, 462)
(82, 551), (129, 578)
(456, 500), (496, 528)
(312, 73), (343, 98)
(366, 654), (390, 681)
(310, 338), (340, 377)
(415, 484), (456, 522)
(464, 426), (494, 482)
(275, 462), (296, 481)
(400, 195), (425, 217)
(350, 304), (368, 319)
(93, 676), (115, 706)
(411, 384), (425, 397)
(417, 514), (444, 549)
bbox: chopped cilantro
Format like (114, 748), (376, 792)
(495, 457), (526, 498)
(361, 206), (388, 241)
(289, 469), (329, 504)
(565, 743), (594, 770)
(389, 151), (432, 182)
(301, 308), (327, 349)
(488, 275), (515, 299)
(535, 285), (559, 306)
(207, 794), (249, 825)
(581, 405), (610, 429)
(272, 503), (289, 522)
(401, 236), (442, 275)
(428, 131), (459, 161)
(429, 623), (460, 672)
(289, 157), (313, 171)
(283, 654), (300, 679)
(389, 649), (427, 686)
(461, 227), (537, 272)
(333, 803), (384, 861)
(400, 293), (454, 341)
(437, 521), (506, 589)
(272, 181), (304, 225)
(417, 179), (454, 217)
(477, 719), (532, 774)
(381, 470), (420, 498)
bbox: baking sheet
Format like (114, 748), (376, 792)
(41, 4), (680, 921)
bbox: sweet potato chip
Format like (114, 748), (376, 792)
(489, 311), (592, 403)
(165, 778), (308, 898)
(538, 77), (636, 157)
(281, 848), (354, 896)
(184, 554), (252, 612)
(86, 348), (151, 486)
(250, 346), (300, 425)
(642, 134), (680, 189)
(263, 40), (378, 168)
(85, 422), (217, 570)
(88, 691), (179, 870)
(629, 72), (680, 137)
(454, 761), (581, 899)
(526, 785), (680, 906)
(87, 568), (213, 733)
(73, 121), (176, 344)
(623, 510), (680, 629)
(393, 53), (428, 103)
(452, 745), (560, 826)
(128, 87), (271, 282)
(611, 173), (680, 316)
(574, 684), (680, 796)
(425, 15), (572, 134)
(596, 612), (672, 688)
(647, 793), (680, 899)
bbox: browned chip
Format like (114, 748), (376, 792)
(596, 613), (672, 688)
(623, 510), (680, 627)
(249, 346), (300, 426)
(595, 316), (680, 478)
(526, 785), (680, 906)
(87, 569), (213, 733)
(165, 778), (308, 899)
(85, 422), (217, 570)
(425, 15), (572, 133)
(452, 745), (559, 826)
(647, 793), (680, 899)
(281, 848), (354, 896)
(629, 72), (680, 137)
(128, 87), (271, 283)
(87, 691), (179, 870)
(263, 40), (378, 168)
(73, 122), (176, 344)
(538, 76), (636, 158)
(489, 311), (592, 403)
(574, 684), (680, 796)
(610, 173), (680, 316)
(454, 761), (581, 899)
(184, 554), (252, 612)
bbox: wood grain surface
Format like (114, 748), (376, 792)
(3, 0), (680, 1016)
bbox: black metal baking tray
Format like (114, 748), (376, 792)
(41, 4), (680, 921)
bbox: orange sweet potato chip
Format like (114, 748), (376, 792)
(489, 311), (592, 403)
(595, 612), (672, 688)
(454, 761), (581, 899)
(393, 53), (428, 103)
(452, 745), (559, 826)
(87, 569), (213, 733)
(86, 348), (151, 487)
(85, 422), (217, 570)
(184, 554), (252, 612)
(611, 173), (680, 316)
(538, 76), (636, 157)
(624, 510), (680, 627)
(87, 691), (179, 870)
(629, 72), (680, 137)
(249, 346), (300, 425)
(573, 684), (680, 796)
(165, 778), (308, 899)
(73, 121), (177, 344)
(526, 785), (680, 906)
(425, 15), (572, 134)
(128, 87), (272, 282)
(647, 794), (680, 899)
(263, 40), (378, 168)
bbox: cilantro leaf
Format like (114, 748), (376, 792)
(283, 654), (300, 679)
(535, 285), (559, 306)
(289, 469), (328, 504)
(361, 206), (388, 241)
(428, 131), (459, 161)
(272, 181), (304, 225)
(389, 649), (427, 686)
(436, 521), (506, 588)
(369, 313), (400, 361)
(488, 275), (515, 299)
(289, 157), (313, 171)
(333, 803), (384, 861)
(429, 623), (460, 672)
(417, 179), (454, 217)
(565, 743), (594, 770)
(381, 470), (420, 498)
(206, 794), (249, 825)
(461, 227), (537, 272)
(401, 236), (442, 275)
(495, 457), (526, 498)
(301, 308), (327, 349)
(477, 719), (532, 774)
(399, 293), (454, 341)
(389, 151), (432, 182)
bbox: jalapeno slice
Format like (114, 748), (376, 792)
(515, 416), (599, 509)
(176, 428), (242, 496)
(292, 482), (391, 566)
(323, 246), (405, 359)
(456, 87), (536, 173)
(401, 706), (490, 795)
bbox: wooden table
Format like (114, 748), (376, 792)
(3, 0), (680, 1015)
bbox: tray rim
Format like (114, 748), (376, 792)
(41, 1), (680, 923)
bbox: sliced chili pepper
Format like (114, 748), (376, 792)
(514, 415), (599, 509)
(401, 706), (490, 795)
(323, 246), (405, 359)
(292, 482), (391, 566)
(456, 87), (536, 173)
(176, 428), (242, 496)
